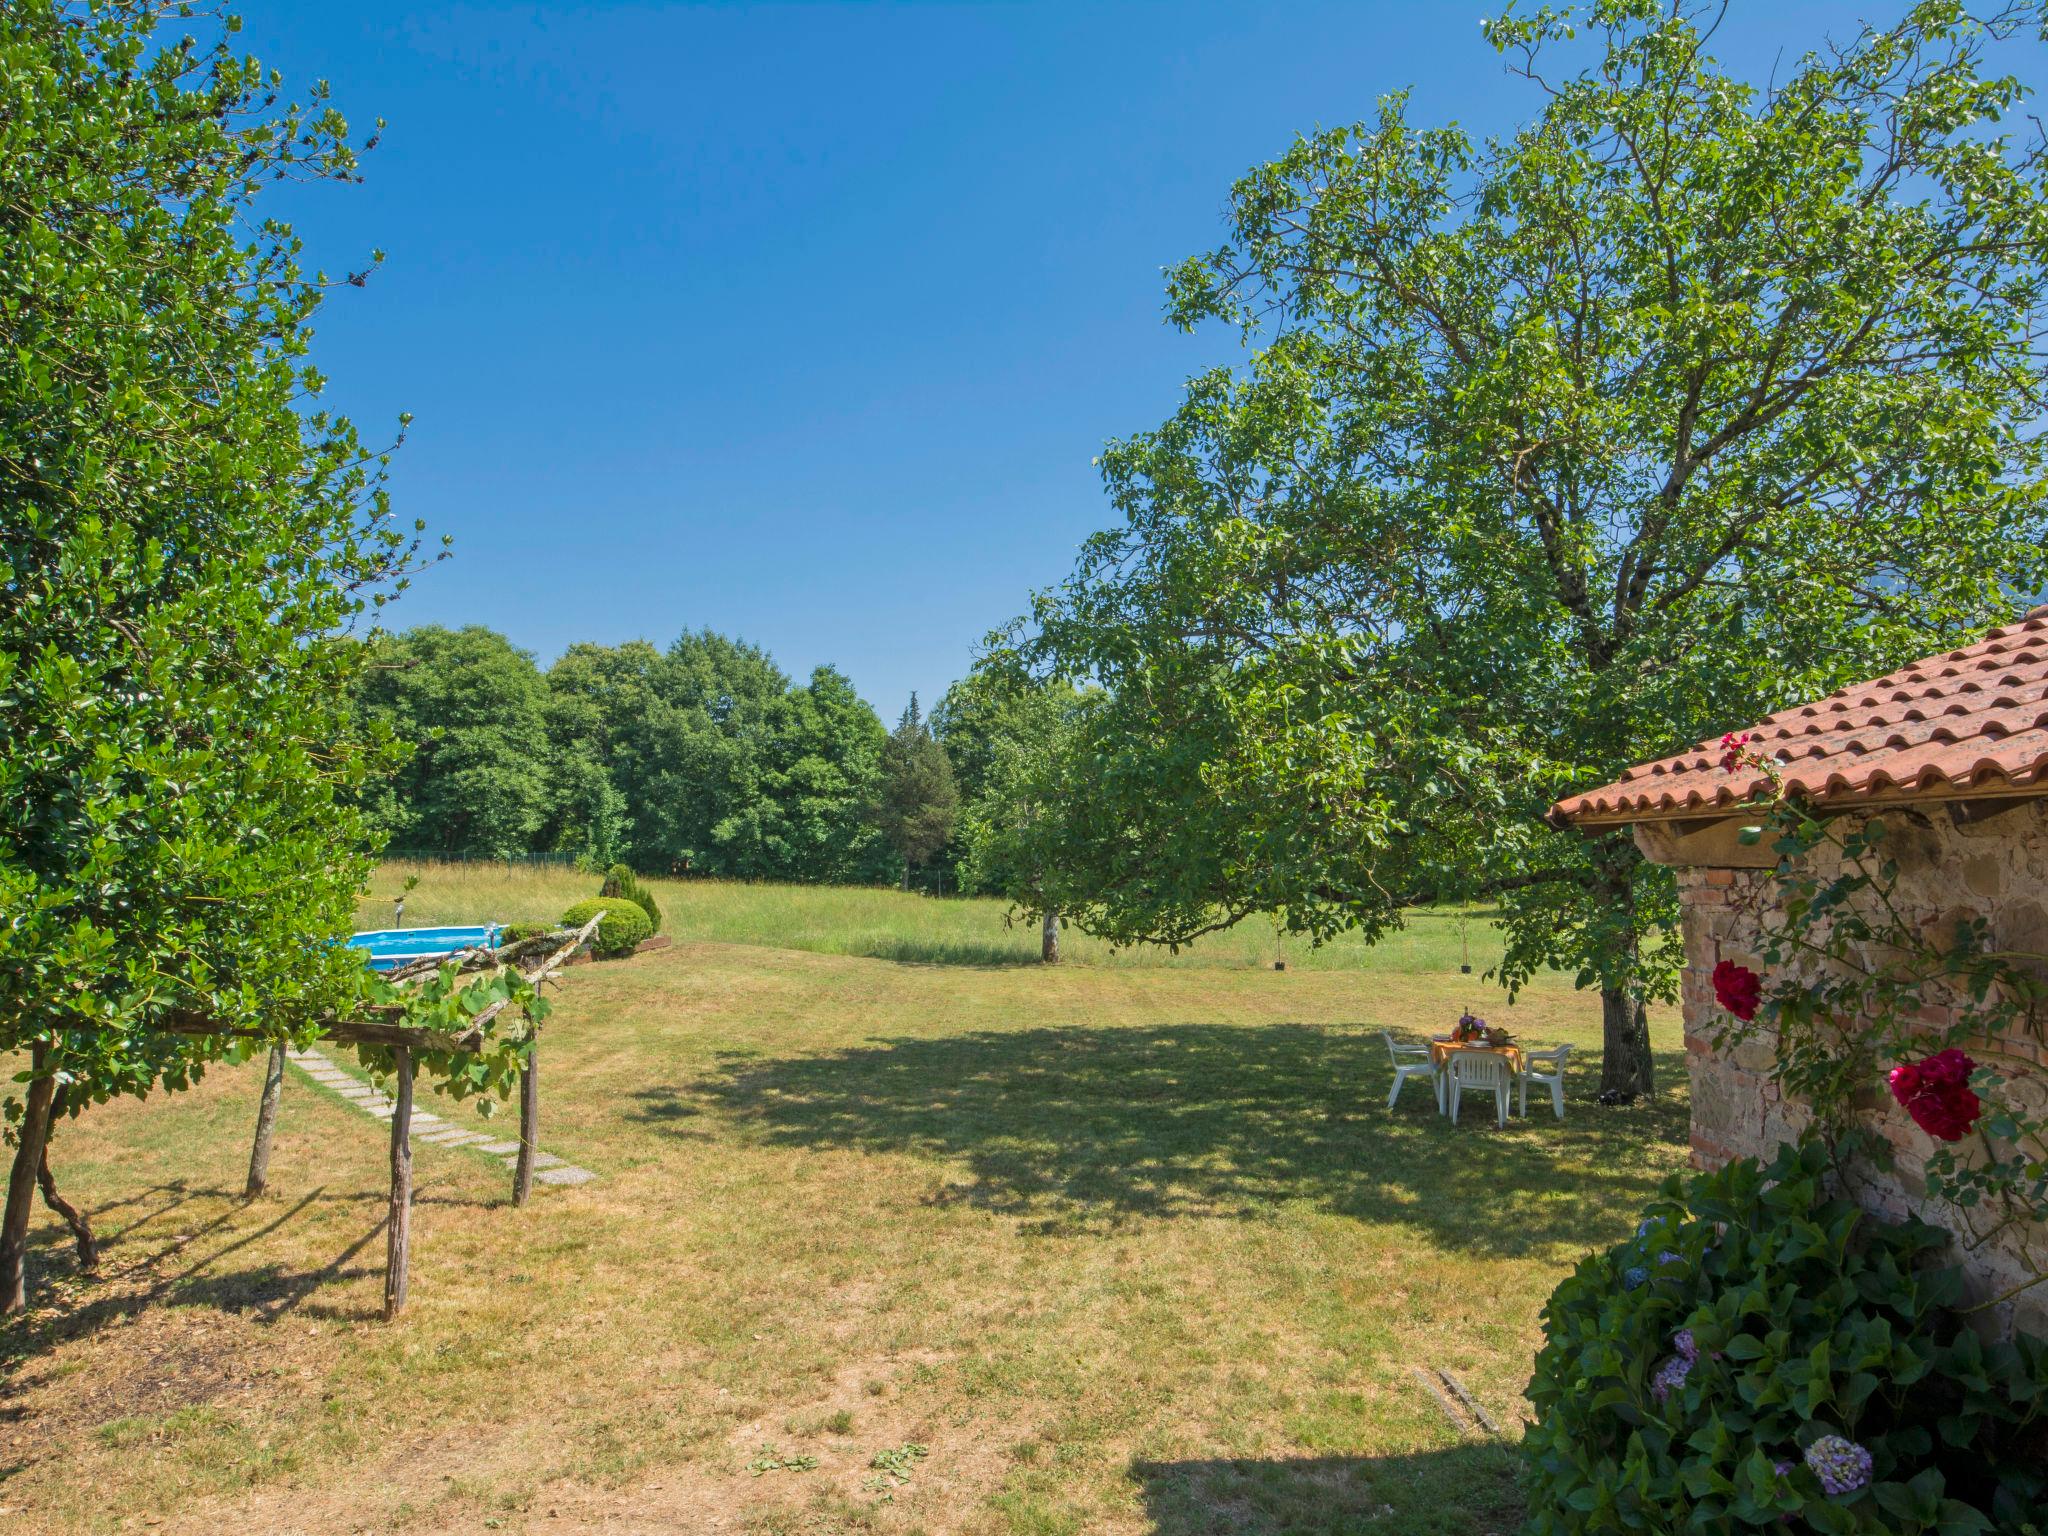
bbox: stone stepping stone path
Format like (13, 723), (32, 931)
(284, 1046), (597, 1188)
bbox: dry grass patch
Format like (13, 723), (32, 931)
(3, 898), (1688, 1535)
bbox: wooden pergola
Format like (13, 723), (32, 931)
(155, 914), (603, 1318)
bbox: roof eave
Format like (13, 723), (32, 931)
(1554, 776), (2048, 831)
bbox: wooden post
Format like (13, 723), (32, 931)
(514, 1042), (538, 1207)
(383, 1046), (415, 1321)
(1041, 907), (1059, 964)
(0, 1045), (56, 1314)
(245, 1043), (287, 1200)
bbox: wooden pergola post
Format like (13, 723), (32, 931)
(383, 1044), (415, 1321)
(514, 1039), (538, 1207)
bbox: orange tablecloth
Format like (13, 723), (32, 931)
(1429, 1039), (1525, 1076)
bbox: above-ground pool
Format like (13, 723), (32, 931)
(347, 924), (502, 972)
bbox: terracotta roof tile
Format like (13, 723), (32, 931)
(1552, 606), (2048, 825)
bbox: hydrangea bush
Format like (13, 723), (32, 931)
(1523, 1140), (2048, 1534)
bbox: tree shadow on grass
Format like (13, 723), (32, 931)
(828, 935), (1047, 968)
(1133, 1447), (1523, 1536)
(686, 1023), (1689, 1253)
(1, 1173), (495, 1378)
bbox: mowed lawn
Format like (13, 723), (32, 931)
(3, 871), (1690, 1535)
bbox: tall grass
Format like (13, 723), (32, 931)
(358, 857), (1516, 975)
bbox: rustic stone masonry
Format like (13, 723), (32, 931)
(1674, 802), (2048, 1338)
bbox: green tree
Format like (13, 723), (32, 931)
(542, 635), (891, 881)
(0, 3), (417, 1307)
(762, 666), (894, 883)
(936, 665), (1088, 957)
(537, 738), (627, 868)
(872, 696), (960, 889)
(1024, 0), (2048, 1092)
(545, 639), (667, 860)
(631, 629), (796, 875)
(356, 626), (553, 859)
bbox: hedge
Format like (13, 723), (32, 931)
(559, 897), (652, 960)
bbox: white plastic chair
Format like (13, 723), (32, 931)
(1447, 1050), (1512, 1128)
(1383, 1031), (1440, 1110)
(1519, 1043), (1574, 1120)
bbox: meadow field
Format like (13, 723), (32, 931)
(358, 859), (1512, 974)
(4, 870), (1690, 1535)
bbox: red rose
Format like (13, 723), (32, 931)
(1887, 1050), (1982, 1143)
(1712, 959), (1762, 1021)
(1907, 1087), (1982, 1141)
(1921, 1048), (1974, 1088)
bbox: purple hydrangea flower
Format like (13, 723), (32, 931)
(1673, 1328), (1698, 1360)
(1650, 1353), (1691, 1405)
(1804, 1436), (1873, 1496)
(1622, 1265), (1648, 1290)
(1770, 1460), (1797, 1523)
(1636, 1219), (1657, 1238)
(1657, 1249), (1683, 1266)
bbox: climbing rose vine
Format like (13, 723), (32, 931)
(1710, 960), (1761, 1022)
(1703, 742), (2048, 1313)
(1887, 1050), (1985, 1144)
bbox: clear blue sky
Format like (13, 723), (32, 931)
(248, 2), (2023, 720)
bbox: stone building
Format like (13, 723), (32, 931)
(1554, 607), (2048, 1336)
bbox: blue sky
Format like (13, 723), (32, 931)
(248, 2), (2031, 719)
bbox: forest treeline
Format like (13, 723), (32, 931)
(357, 624), (1000, 889)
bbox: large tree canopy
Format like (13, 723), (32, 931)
(0, 1), (424, 1306)
(1022, 0), (2048, 1090)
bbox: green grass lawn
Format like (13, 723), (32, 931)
(4, 872), (1690, 1535)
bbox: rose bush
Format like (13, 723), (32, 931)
(1887, 1050), (1985, 1144)
(1711, 960), (1762, 1022)
(1707, 739), (2047, 1310)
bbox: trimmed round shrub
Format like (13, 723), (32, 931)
(559, 897), (652, 959)
(1525, 1137), (2048, 1534)
(498, 921), (549, 943)
(598, 862), (662, 933)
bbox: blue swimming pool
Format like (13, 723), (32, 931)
(347, 924), (502, 972)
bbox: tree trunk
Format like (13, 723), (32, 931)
(383, 1046), (415, 1321)
(1041, 907), (1060, 964)
(245, 1044), (287, 1200)
(35, 1084), (96, 1274)
(1599, 985), (1656, 1097)
(513, 1046), (538, 1207)
(1, 1046), (57, 1314)
(36, 1150), (97, 1275)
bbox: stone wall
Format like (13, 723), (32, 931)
(1671, 799), (2048, 1338)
